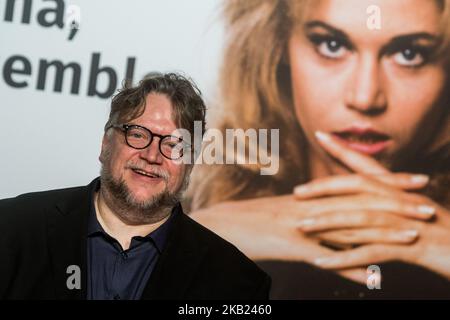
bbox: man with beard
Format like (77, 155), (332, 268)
(0, 72), (271, 300)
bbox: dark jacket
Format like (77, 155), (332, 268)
(0, 179), (271, 300)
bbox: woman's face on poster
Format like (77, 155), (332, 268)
(288, 0), (448, 169)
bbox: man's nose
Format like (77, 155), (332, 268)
(139, 138), (163, 164)
(345, 54), (387, 115)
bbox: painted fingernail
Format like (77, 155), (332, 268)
(294, 185), (309, 194)
(417, 205), (435, 216)
(410, 175), (429, 184)
(315, 131), (331, 142)
(401, 230), (419, 238)
(297, 218), (316, 228)
(314, 257), (337, 266)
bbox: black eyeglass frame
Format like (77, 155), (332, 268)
(107, 124), (191, 160)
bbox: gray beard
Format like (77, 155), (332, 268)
(99, 164), (190, 225)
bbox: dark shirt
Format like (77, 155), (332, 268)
(87, 179), (174, 300)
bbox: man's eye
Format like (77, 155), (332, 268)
(166, 142), (182, 149)
(165, 143), (177, 149)
(393, 48), (426, 67)
(129, 132), (145, 139)
(162, 137), (182, 148)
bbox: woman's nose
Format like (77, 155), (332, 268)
(345, 54), (387, 115)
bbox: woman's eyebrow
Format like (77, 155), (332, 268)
(304, 21), (440, 54)
(304, 20), (350, 39)
(303, 20), (353, 46)
(382, 33), (439, 53)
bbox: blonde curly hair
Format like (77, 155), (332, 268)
(188, 0), (450, 210)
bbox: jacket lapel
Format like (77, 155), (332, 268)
(140, 206), (209, 300)
(46, 181), (95, 300)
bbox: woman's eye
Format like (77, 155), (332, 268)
(309, 35), (349, 59)
(393, 48), (425, 67)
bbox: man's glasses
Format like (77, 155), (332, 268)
(107, 124), (189, 160)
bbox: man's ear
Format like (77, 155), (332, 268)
(99, 134), (109, 163)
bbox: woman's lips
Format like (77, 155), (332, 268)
(331, 128), (392, 156)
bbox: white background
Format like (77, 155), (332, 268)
(0, 0), (224, 198)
